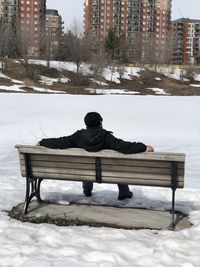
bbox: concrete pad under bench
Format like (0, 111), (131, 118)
(10, 201), (191, 231)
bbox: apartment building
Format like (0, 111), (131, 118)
(0, 0), (18, 23)
(172, 18), (200, 65)
(46, 9), (63, 58)
(17, 0), (46, 57)
(84, 0), (172, 63)
(0, 1), (3, 18)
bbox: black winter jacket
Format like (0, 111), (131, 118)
(39, 127), (147, 154)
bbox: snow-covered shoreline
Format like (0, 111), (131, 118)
(0, 94), (200, 267)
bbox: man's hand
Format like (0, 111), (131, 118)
(146, 145), (154, 152)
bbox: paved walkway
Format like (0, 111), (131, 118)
(12, 201), (192, 231)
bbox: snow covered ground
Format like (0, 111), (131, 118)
(0, 94), (200, 267)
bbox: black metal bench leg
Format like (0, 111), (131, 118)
(168, 161), (178, 230)
(23, 177), (43, 215)
(168, 188), (176, 230)
(34, 178), (43, 202)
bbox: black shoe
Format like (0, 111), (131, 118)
(84, 190), (92, 197)
(118, 191), (133, 201)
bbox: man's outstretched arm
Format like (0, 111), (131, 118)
(105, 133), (154, 154)
(37, 131), (80, 149)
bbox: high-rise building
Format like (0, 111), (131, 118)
(172, 18), (200, 65)
(17, 0), (46, 57)
(46, 9), (63, 58)
(0, 1), (3, 18)
(84, 0), (172, 63)
(0, 0), (18, 23)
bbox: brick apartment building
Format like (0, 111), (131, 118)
(172, 18), (200, 65)
(17, 0), (46, 57)
(46, 9), (63, 59)
(84, 0), (172, 63)
(0, 1), (63, 59)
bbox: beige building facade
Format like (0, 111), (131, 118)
(46, 9), (63, 58)
(172, 18), (200, 65)
(0, 0), (18, 23)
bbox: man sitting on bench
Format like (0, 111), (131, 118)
(38, 112), (154, 200)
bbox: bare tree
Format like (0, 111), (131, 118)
(6, 19), (36, 78)
(90, 39), (111, 84)
(0, 19), (9, 70)
(69, 18), (83, 38)
(57, 31), (90, 73)
(0, 19), (5, 69)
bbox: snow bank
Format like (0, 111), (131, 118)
(0, 85), (25, 92)
(190, 84), (200, 88)
(85, 88), (139, 95)
(29, 86), (65, 94)
(89, 78), (108, 86)
(194, 74), (200, 82)
(147, 87), (169, 95)
(39, 75), (70, 86)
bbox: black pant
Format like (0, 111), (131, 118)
(82, 181), (130, 195)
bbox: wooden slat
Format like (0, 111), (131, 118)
(102, 158), (185, 169)
(25, 160), (95, 171)
(20, 160), (184, 176)
(30, 172), (95, 182)
(20, 166), (184, 182)
(19, 155), (185, 170)
(102, 177), (184, 188)
(21, 166), (183, 182)
(20, 154), (95, 164)
(103, 158), (171, 168)
(21, 171), (184, 188)
(21, 166), (96, 176)
(16, 145), (185, 162)
(102, 165), (184, 176)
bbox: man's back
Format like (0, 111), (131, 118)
(38, 112), (153, 200)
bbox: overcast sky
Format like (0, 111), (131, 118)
(47, 0), (200, 30)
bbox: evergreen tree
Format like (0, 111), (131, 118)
(104, 28), (119, 61)
(104, 28), (128, 63)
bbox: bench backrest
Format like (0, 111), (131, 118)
(16, 145), (185, 188)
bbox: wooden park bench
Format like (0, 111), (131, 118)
(16, 145), (185, 229)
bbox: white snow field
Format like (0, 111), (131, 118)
(0, 94), (200, 267)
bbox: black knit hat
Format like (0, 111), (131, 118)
(84, 112), (103, 127)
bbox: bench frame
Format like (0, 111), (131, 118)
(16, 145), (185, 230)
